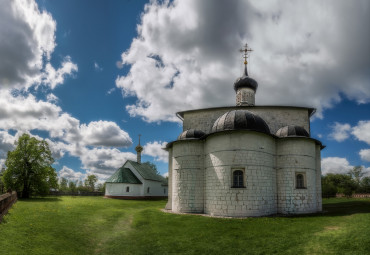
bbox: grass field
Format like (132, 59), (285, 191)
(1, 197), (370, 255)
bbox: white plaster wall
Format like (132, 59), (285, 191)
(276, 138), (318, 214)
(172, 141), (204, 213)
(105, 183), (142, 196)
(143, 180), (168, 196)
(204, 131), (276, 217)
(182, 106), (310, 135)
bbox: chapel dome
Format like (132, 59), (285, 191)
(211, 110), (270, 134)
(177, 129), (205, 140)
(275, 125), (309, 138)
(234, 65), (258, 92)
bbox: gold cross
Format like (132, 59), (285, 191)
(239, 43), (253, 65)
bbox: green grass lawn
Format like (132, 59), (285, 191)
(1, 197), (370, 255)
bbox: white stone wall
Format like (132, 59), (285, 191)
(172, 141), (204, 213)
(276, 138), (319, 214)
(105, 183), (142, 196)
(182, 106), (310, 135)
(165, 149), (173, 210)
(204, 131), (277, 217)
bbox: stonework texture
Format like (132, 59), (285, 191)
(182, 106), (310, 135)
(167, 130), (322, 217)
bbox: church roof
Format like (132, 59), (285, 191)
(178, 129), (205, 140)
(234, 65), (258, 92)
(211, 109), (270, 134)
(127, 160), (167, 183)
(276, 125), (310, 137)
(106, 167), (142, 184)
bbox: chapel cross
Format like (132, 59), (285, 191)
(239, 43), (253, 65)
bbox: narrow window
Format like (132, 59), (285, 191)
(296, 174), (305, 189)
(164, 188), (166, 194)
(126, 186), (129, 192)
(147, 187), (150, 193)
(233, 170), (244, 188)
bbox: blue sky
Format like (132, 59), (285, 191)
(0, 0), (369, 182)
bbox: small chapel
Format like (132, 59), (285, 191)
(105, 137), (168, 199)
(165, 44), (324, 217)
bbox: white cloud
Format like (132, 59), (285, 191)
(46, 93), (58, 103)
(0, 0), (77, 90)
(73, 121), (133, 148)
(143, 141), (168, 162)
(59, 166), (85, 181)
(329, 122), (351, 142)
(116, 0), (370, 122)
(94, 61), (103, 71)
(360, 149), (370, 162)
(162, 172), (168, 178)
(321, 157), (353, 175)
(43, 57), (78, 89)
(352, 121), (370, 145)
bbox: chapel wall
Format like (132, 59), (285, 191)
(105, 183), (142, 196)
(276, 138), (318, 214)
(165, 149), (173, 210)
(171, 141), (204, 213)
(182, 107), (310, 135)
(204, 132), (277, 217)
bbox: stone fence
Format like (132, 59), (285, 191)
(336, 193), (370, 198)
(0, 191), (17, 223)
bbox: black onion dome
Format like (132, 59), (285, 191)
(177, 129), (205, 140)
(276, 125), (310, 137)
(211, 110), (270, 134)
(234, 65), (258, 92)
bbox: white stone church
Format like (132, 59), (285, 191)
(165, 45), (324, 217)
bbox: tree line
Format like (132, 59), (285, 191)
(322, 166), (370, 197)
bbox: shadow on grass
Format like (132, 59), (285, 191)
(18, 197), (62, 202)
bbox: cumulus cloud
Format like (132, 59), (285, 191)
(329, 122), (351, 142)
(59, 166), (85, 181)
(76, 121), (132, 148)
(321, 157), (353, 175)
(0, 0), (77, 90)
(360, 149), (370, 162)
(143, 141), (168, 162)
(352, 121), (370, 145)
(116, 0), (370, 122)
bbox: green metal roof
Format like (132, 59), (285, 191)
(105, 167), (142, 184)
(127, 160), (166, 183)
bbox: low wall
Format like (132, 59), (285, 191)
(49, 191), (104, 196)
(336, 193), (370, 198)
(0, 191), (17, 223)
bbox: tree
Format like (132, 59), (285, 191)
(142, 161), (160, 175)
(322, 173), (357, 197)
(60, 177), (68, 191)
(359, 177), (370, 193)
(348, 166), (364, 188)
(0, 168), (5, 194)
(84, 175), (98, 191)
(68, 180), (77, 193)
(2, 134), (58, 198)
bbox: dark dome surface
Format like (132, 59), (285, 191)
(178, 129), (205, 140)
(276, 125), (309, 137)
(234, 66), (258, 92)
(211, 110), (270, 134)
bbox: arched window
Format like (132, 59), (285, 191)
(233, 170), (244, 188)
(147, 187), (150, 193)
(296, 174), (305, 189)
(126, 186), (130, 192)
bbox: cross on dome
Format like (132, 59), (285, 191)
(239, 43), (253, 65)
